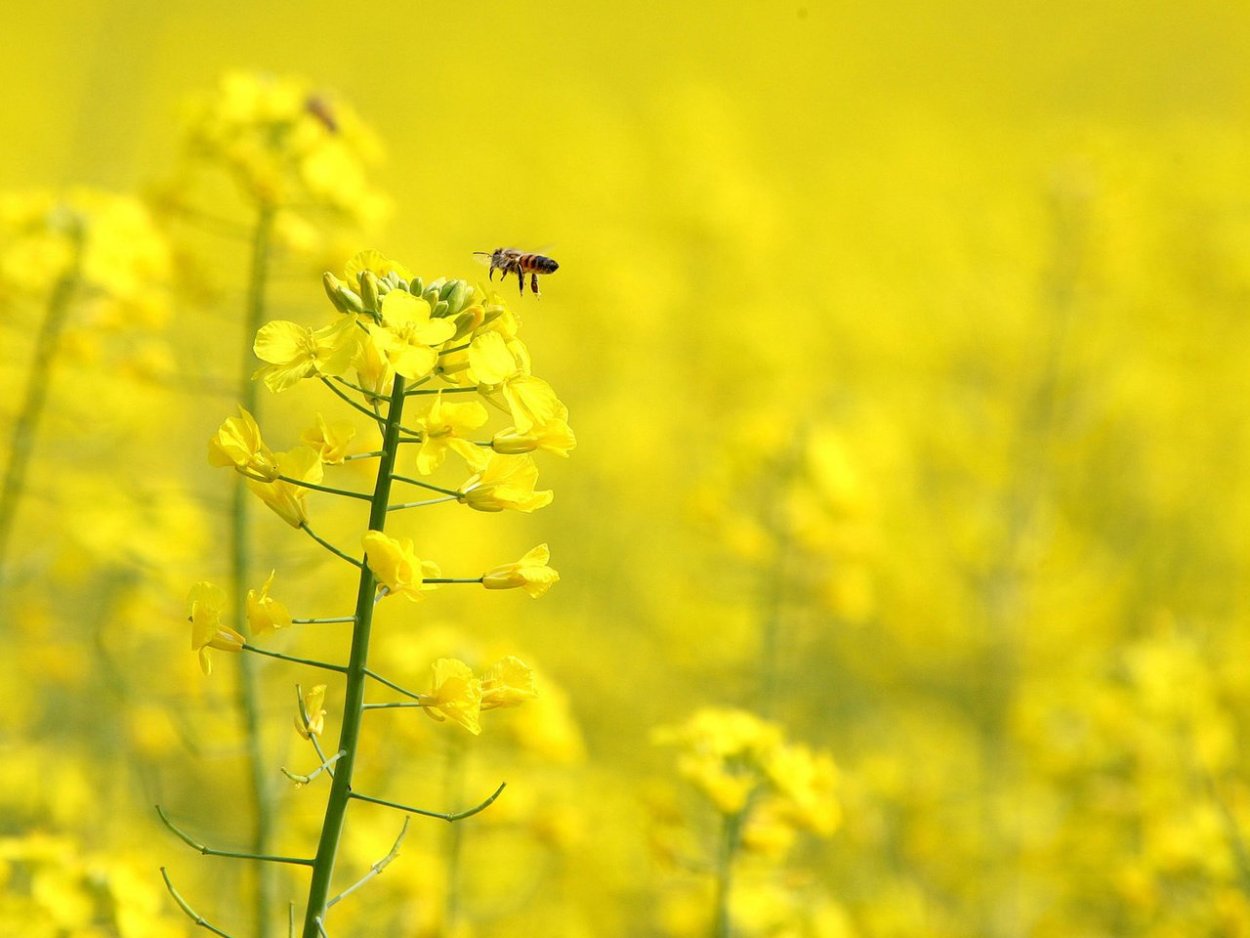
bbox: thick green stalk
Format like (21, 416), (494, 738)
(232, 203), (277, 938)
(0, 233), (83, 579)
(302, 374), (408, 937)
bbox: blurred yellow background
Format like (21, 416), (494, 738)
(3, 1), (1250, 936)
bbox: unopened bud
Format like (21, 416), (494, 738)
(360, 270), (380, 312)
(323, 272), (364, 314)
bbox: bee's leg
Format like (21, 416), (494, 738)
(531, 272), (541, 297)
(516, 269), (524, 295)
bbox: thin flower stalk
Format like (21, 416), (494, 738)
(0, 225), (83, 577)
(231, 202), (280, 938)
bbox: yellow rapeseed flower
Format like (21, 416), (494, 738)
(187, 581), (244, 676)
(422, 658), (483, 735)
(247, 446), (323, 526)
(361, 530), (441, 602)
(458, 454), (554, 513)
(408, 392), (490, 475)
(295, 684), (327, 740)
(480, 656), (538, 710)
(482, 544), (560, 598)
(368, 291), (457, 380)
(300, 413), (357, 464)
(207, 406), (279, 480)
(253, 316), (360, 393)
(246, 570), (292, 635)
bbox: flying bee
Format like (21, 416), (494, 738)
(473, 248), (559, 297)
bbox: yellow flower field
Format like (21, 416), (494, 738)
(2, 2), (1249, 935)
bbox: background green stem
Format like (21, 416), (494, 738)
(302, 374), (408, 938)
(232, 203), (277, 938)
(712, 809), (744, 938)
(0, 230), (83, 580)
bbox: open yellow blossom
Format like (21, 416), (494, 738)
(467, 332), (567, 433)
(368, 291), (457, 379)
(458, 454), (553, 513)
(207, 407), (279, 480)
(362, 530), (441, 601)
(188, 581), (244, 676)
(295, 684), (327, 740)
(351, 321), (395, 397)
(480, 656), (538, 710)
(482, 544), (560, 598)
(300, 413), (357, 464)
(252, 315), (360, 393)
(491, 419), (577, 458)
(247, 446), (323, 526)
(246, 570), (292, 635)
(422, 658), (482, 734)
(408, 392), (490, 475)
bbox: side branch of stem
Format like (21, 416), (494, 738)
(348, 781), (507, 823)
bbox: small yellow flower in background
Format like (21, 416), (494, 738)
(480, 656), (538, 710)
(187, 582), (244, 676)
(208, 406), (279, 480)
(300, 413), (357, 464)
(179, 71), (388, 224)
(655, 707), (841, 841)
(247, 446), (324, 526)
(342, 248), (410, 287)
(491, 419), (577, 458)
(763, 743), (841, 835)
(362, 530), (441, 601)
(459, 454), (554, 513)
(482, 544), (560, 598)
(423, 658), (483, 735)
(368, 291), (457, 379)
(295, 684), (327, 740)
(408, 392), (490, 475)
(246, 570), (292, 635)
(252, 315), (360, 393)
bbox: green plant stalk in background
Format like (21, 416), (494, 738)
(233, 203), (278, 938)
(301, 372), (407, 938)
(0, 224), (83, 579)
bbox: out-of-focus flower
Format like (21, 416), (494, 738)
(480, 656), (538, 709)
(178, 71), (389, 226)
(482, 544), (560, 597)
(246, 570), (292, 635)
(362, 530), (441, 602)
(0, 188), (171, 328)
(188, 581), (243, 676)
(458, 454), (553, 513)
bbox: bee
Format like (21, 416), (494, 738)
(473, 248), (559, 297)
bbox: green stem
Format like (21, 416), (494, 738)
(300, 522), (365, 568)
(302, 374), (408, 938)
(712, 810), (744, 938)
(349, 780), (505, 822)
(242, 644), (348, 673)
(233, 202), (278, 938)
(0, 229), (83, 580)
(391, 475), (462, 497)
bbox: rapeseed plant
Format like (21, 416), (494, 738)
(160, 250), (572, 937)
